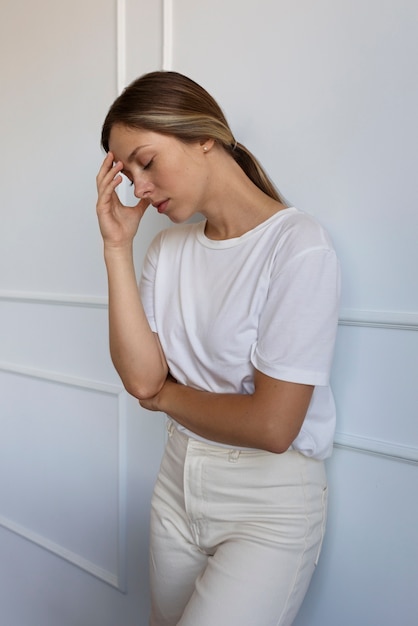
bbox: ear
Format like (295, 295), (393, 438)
(200, 138), (215, 152)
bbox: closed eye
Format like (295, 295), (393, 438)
(123, 159), (153, 186)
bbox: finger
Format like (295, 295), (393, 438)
(97, 166), (124, 206)
(137, 196), (151, 209)
(97, 169), (122, 199)
(97, 160), (123, 192)
(134, 196), (152, 219)
(96, 154), (123, 190)
(96, 178), (123, 215)
(96, 152), (114, 186)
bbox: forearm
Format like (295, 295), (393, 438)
(161, 385), (267, 449)
(105, 244), (168, 398)
(149, 374), (313, 454)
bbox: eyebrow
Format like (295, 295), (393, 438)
(127, 144), (151, 162)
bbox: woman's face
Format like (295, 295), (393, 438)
(108, 124), (212, 222)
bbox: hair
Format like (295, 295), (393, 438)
(101, 71), (283, 202)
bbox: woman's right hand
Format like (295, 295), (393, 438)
(96, 152), (150, 248)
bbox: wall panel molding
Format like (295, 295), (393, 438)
(334, 431), (418, 464)
(116, 0), (127, 93)
(162, 0), (173, 69)
(0, 291), (108, 309)
(1, 292), (417, 330)
(0, 361), (120, 394)
(339, 308), (418, 331)
(0, 363), (127, 591)
(0, 512), (122, 589)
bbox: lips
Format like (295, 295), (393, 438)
(153, 199), (169, 214)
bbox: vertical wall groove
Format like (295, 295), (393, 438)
(116, 0), (127, 93)
(162, 0), (173, 69)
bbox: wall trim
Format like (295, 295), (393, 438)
(116, 0), (127, 94)
(339, 308), (418, 331)
(1, 292), (417, 331)
(0, 291), (108, 309)
(0, 513), (121, 589)
(0, 363), (127, 592)
(0, 361), (121, 394)
(334, 431), (418, 464)
(162, 0), (173, 69)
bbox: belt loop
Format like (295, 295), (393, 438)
(228, 449), (241, 463)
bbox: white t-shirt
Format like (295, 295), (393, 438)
(140, 207), (341, 459)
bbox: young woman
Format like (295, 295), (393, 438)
(96, 71), (340, 626)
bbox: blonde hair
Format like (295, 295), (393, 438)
(101, 71), (282, 202)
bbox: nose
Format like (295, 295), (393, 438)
(133, 173), (153, 199)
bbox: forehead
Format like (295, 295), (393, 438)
(108, 124), (199, 164)
(108, 125), (162, 157)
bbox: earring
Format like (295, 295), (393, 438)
(203, 146), (208, 152)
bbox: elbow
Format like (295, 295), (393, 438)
(112, 358), (168, 401)
(123, 378), (165, 401)
(265, 439), (294, 455)
(118, 367), (167, 400)
(262, 416), (302, 455)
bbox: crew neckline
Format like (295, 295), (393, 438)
(195, 207), (296, 249)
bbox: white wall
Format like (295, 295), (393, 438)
(0, 1), (417, 625)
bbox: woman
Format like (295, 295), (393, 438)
(96, 71), (340, 626)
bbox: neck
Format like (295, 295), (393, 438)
(202, 155), (285, 240)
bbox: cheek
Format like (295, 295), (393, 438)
(162, 158), (206, 201)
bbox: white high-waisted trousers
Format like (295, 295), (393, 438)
(149, 421), (328, 626)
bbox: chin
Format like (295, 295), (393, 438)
(165, 204), (203, 224)
(167, 214), (185, 224)
(168, 211), (199, 225)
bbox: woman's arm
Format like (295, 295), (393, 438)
(104, 247), (168, 398)
(140, 369), (313, 454)
(96, 153), (168, 398)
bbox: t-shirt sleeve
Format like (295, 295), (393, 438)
(251, 246), (341, 386)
